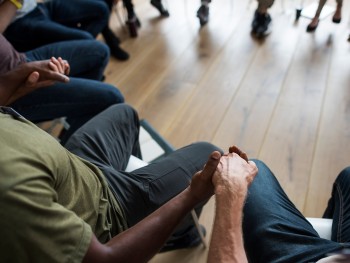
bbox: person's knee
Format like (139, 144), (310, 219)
(336, 167), (350, 185)
(101, 85), (125, 105)
(107, 103), (139, 129)
(192, 142), (223, 155)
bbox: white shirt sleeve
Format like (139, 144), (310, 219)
(316, 255), (350, 263)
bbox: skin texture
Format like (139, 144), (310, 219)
(82, 151), (222, 263)
(0, 57), (70, 105)
(0, 0), (17, 33)
(208, 146), (258, 263)
(82, 146), (258, 263)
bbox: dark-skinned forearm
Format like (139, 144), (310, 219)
(84, 187), (202, 263)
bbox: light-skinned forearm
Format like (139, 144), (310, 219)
(83, 187), (203, 263)
(0, 1), (18, 33)
(207, 188), (248, 263)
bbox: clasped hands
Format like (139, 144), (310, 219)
(190, 145), (258, 202)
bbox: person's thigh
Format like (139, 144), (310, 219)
(44, 0), (109, 37)
(4, 4), (94, 51)
(323, 167), (350, 243)
(9, 78), (124, 140)
(243, 160), (342, 263)
(25, 39), (110, 80)
(109, 142), (222, 227)
(64, 103), (141, 171)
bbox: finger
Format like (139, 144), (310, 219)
(49, 61), (59, 73)
(41, 70), (70, 83)
(201, 151), (221, 180)
(51, 57), (63, 73)
(229, 145), (242, 155)
(35, 80), (56, 88)
(26, 72), (40, 86)
(62, 60), (70, 75)
(240, 152), (248, 162)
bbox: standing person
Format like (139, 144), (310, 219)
(306, 0), (342, 32)
(2, 0), (129, 60)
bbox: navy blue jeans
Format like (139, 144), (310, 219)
(9, 40), (124, 144)
(4, 0), (109, 52)
(243, 160), (350, 263)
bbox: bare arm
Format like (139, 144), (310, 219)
(207, 148), (258, 263)
(0, 57), (70, 105)
(0, 0), (21, 33)
(82, 151), (222, 263)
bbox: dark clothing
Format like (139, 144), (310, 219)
(7, 39), (124, 144)
(243, 160), (350, 263)
(65, 103), (222, 237)
(4, 0), (109, 52)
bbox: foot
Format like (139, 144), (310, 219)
(306, 17), (319, 32)
(196, 4), (209, 26)
(160, 225), (206, 253)
(251, 10), (272, 38)
(102, 28), (129, 61)
(150, 0), (170, 17)
(332, 5), (342, 23)
(126, 15), (141, 38)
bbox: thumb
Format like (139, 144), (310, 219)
(25, 72), (40, 86)
(201, 151), (221, 180)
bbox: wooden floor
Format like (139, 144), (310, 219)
(104, 0), (350, 261)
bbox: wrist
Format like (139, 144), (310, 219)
(215, 182), (248, 204)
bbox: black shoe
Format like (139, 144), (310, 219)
(251, 10), (272, 38)
(150, 0), (170, 17)
(197, 4), (209, 26)
(102, 27), (129, 61)
(160, 225), (206, 253)
(126, 15), (141, 38)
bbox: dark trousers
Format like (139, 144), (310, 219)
(243, 160), (350, 263)
(4, 0), (109, 52)
(64, 104), (222, 238)
(9, 40), (124, 144)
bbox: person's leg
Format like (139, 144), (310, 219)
(332, 0), (342, 23)
(44, 0), (109, 38)
(9, 78), (124, 144)
(306, 0), (327, 32)
(150, 0), (169, 17)
(4, 4), (96, 52)
(323, 167), (350, 243)
(196, 0), (211, 26)
(66, 114), (221, 246)
(25, 39), (109, 81)
(64, 103), (140, 168)
(251, 0), (274, 37)
(243, 160), (343, 263)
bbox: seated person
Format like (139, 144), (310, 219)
(207, 148), (350, 262)
(2, 0), (129, 60)
(0, 77), (224, 261)
(1, 0), (125, 144)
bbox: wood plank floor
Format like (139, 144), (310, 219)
(103, 0), (350, 261)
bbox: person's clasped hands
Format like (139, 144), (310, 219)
(189, 145), (258, 202)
